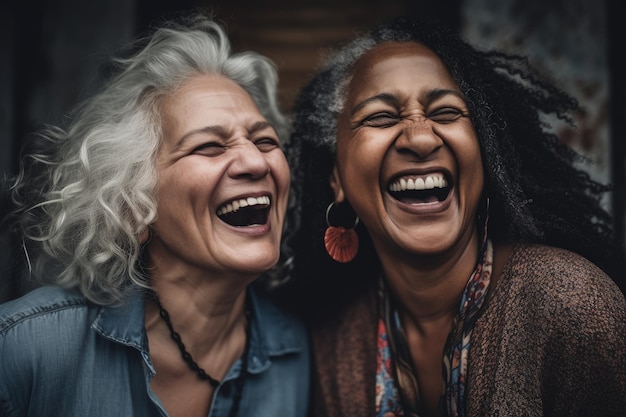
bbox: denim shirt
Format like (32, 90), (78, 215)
(0, 285), (309, 417)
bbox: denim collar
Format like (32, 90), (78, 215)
(91, 286), (304, 375)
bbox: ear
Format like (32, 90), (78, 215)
(329, 165), (346, 203)
(138, 227), (150, 245)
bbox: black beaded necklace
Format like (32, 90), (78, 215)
(151, 292), (251, 417)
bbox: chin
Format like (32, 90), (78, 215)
(399, 235), (457, 257)
(237, 255), (280, 276)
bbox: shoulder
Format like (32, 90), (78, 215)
(495, 243), (626, 330)
(508, 243), (601, 272)
(0, 285), (91, 331)
(507, 244), (623, 298)
(0, 285), (99, 363)
(0, 286), (103, 399)
(472, 243), (626, 415)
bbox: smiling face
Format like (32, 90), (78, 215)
(145, 75), (290, 279)
(331, 41), (484, 264)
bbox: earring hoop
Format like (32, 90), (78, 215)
(323, 202), (360, 263)
(325, 202), (359, 229)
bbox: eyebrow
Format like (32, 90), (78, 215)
(349, 88), (466, 116)
(350, 93), (400, 116)
(427, 88), (466, 102)
(175, 120), (273, 148)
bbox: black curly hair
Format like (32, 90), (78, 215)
(275, 16), (625, 314)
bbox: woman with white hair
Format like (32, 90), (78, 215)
(0, 14), (309, 417)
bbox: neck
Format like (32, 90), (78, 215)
(144, 283), (250, 390)
(142, 239), (259, 320)
(145, 277), (249, 355)
(381, 236), (480, 330)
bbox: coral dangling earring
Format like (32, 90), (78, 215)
(324, 202), (359, 263)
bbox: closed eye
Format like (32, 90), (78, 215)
(360, 112), (400, 128)
(428, 107), (467, 123)
(254, 137), (281, 152)
(192, 142), (225, 157)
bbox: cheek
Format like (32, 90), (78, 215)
(450, 125), (483, 178)
(271, 152), (290, 186)
(158, 169), (195, 199)
(338, 138), (383, 185)
(467, 142), (484, 183)
(460, 143), (485, 207)
(157, 164), (218, 215)
(155, 181), (191, 220)
(335, 152), (382, 215)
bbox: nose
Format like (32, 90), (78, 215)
(229, 141), (272, 179)
(394, 118), (443, 159)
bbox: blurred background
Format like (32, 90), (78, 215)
(1, 0), (623, 302)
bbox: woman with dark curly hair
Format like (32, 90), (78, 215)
(278, 16), (626, 417)
(0, 15), (309, 417)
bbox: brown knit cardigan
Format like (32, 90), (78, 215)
(308, 244), (626, 417)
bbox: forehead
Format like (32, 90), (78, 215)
(353, 41), (444, 71)
(161, 75), (259, 117)
(344, 41), (458, 101)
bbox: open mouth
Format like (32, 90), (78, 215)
(388, 173), (451, 204)
(217, 195), (271, 227)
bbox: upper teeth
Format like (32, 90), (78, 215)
(218, 195), (270, 216)
(389, 174), (448, 192)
